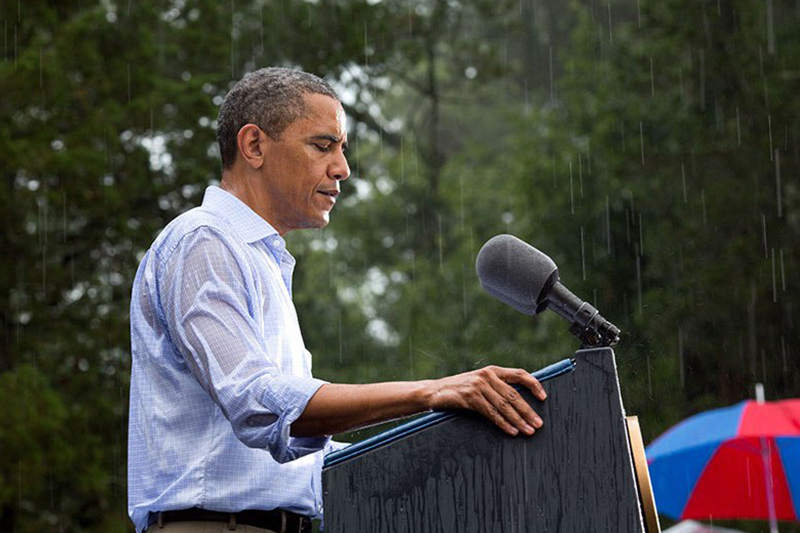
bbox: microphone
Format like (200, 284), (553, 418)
(475, 234), (621, 348)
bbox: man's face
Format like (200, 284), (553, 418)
(260, 93), (350, 234)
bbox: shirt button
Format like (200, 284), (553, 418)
(273, 239), (281, 247)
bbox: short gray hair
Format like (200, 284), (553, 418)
(216, 67), (339, 169)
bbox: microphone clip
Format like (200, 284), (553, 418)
(566, 302), (621, 348)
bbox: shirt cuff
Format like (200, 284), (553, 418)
(259, 375), (330, 463)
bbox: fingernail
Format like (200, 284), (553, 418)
(524, 424), (535, 434)
(510, 427), (519, 436)
(540, 390), (548, 400)
(533, 416), (543, 428)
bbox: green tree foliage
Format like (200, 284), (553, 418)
(534, 0), (800, 428)
(1, 0), (798, 531)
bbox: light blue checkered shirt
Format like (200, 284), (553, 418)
(128, 186), (336, 532)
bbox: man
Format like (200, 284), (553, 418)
(128, 67), (546, 533)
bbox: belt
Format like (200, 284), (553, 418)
(149, 507), (312, 533)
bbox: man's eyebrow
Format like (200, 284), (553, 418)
(310, 134), (340, 143)
(310, 134), (348, 151)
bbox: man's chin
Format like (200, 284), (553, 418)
(316, 212), (331, 228)
(281, 214), (330, 234)
(307, 213), (330, 230)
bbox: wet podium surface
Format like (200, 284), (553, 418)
(322, 348), (646, 533)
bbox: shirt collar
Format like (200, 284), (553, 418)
(202, 185), (280, 244)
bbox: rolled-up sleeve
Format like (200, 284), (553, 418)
(157, 226), (328, 463)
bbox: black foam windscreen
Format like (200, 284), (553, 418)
(475, 234), (558, 316)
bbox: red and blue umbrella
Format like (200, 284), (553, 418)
(645, 399), (800, 522)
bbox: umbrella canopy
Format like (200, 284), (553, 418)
(646, 399), (800, 521)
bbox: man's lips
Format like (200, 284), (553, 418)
(317, 189), (340, 198)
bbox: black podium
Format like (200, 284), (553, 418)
(322, 348), (659, 532)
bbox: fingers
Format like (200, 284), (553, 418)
(495, 366), (547, 402)
(426, 365), (547, 437)
(480, 377), (539, 436)
(472, 393), (523, 436)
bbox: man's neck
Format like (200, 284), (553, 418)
(220, 170), (284, 235)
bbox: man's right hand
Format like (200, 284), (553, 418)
(423, 366), (547, 437)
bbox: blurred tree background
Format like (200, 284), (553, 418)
(0, 0), (798, 531)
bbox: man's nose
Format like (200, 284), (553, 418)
(329, 150), (350, 181)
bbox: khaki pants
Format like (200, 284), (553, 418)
(146, 521), (277, 533)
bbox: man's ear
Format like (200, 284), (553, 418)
(236, 124), (267, 169)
